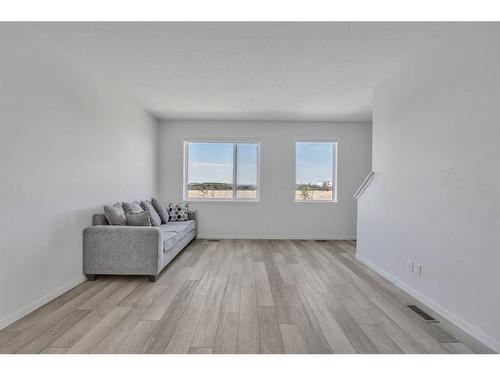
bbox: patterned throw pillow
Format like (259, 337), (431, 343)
(168, 202), (189, 222)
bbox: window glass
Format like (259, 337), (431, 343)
(295, 142), (336, 201)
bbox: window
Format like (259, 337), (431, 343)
(295, 141), (337, 202)
(184, 141), (259, 201)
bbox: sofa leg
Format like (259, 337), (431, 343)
(86, 274), (96, 281)
(148, 275), (158, 282)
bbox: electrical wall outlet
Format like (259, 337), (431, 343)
(408, 260), (414, 272)
(415, 263), (422, 277)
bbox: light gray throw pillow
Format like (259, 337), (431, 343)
(103, 202), (127, 226)
(125, 211), (151, 226)
(151, 197), (169, 224)
(122, 201), (143, 214)
(141, 201), (161, 227)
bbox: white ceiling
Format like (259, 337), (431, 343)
(35, 22), (472, 122)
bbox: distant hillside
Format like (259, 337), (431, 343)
(295, 183), (333, 191)
(188, 182), (256, 191)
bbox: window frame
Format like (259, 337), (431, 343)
(293, 139), (338, 203)
(183, 139), (261, 203)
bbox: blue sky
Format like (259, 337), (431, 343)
(188, 143), (257, 185)
(295, 142), (334, 185)
(187, 142), (334, 186)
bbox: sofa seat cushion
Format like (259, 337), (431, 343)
(169, 220), (196, 232)
(174, 227), (188, 240)
(161, 230), (178, 252)
(160, 220), (195, 240)
(164, 220), (195, 232)
(185, 220), (196, 232)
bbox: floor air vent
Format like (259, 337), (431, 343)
(207, 239), (219, 242)
(407, 305), (439, 322)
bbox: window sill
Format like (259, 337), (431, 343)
(185, 199), (261, 204)
(294, 200), (338, 204)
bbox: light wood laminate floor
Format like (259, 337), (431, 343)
(0, 240), (493, 354)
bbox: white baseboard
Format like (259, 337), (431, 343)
(0, 275), (86, 331)
(356, 254), (499, 353)
(198, 234), (356, 240)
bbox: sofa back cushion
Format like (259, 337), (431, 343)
(93, 214), (109, 225)
(103, 202), (127, 226)
(125, 211), (151, 226)
(151, 197), (169, 224)
(122, 201), (143, 214)
(141, 201), (162, 227)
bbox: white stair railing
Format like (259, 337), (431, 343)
(353, 172), (374, 200)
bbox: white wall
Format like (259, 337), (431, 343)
(357, 29), (500, 351)
(159, 120), (371, 239)
(0, 24), (158, 328)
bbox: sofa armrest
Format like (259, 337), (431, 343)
(188, 209), (198, 236)
(83, 226), (162, 276)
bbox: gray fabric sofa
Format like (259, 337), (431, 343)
(83, 210), (197, 282)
